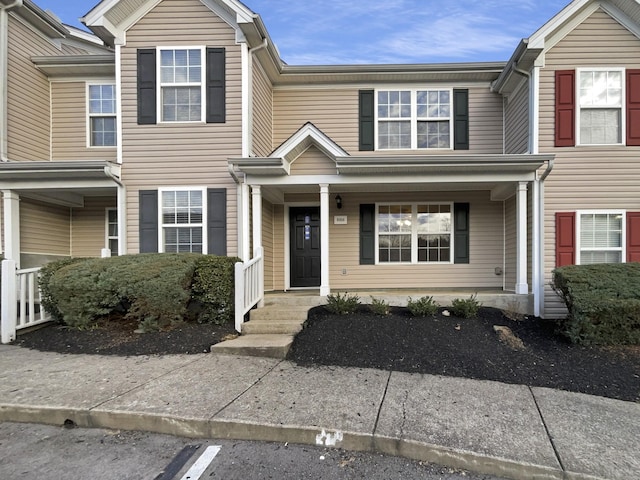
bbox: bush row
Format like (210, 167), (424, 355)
(39, 253), (239, 331)
(552, 263), (640, 345)
(326, 292), (481, 318)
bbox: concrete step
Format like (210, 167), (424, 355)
(210, 334), (294, 359)
(242, 320), (303, 335)
(263, 295), (326, 307)
(249, 305), (310, 322)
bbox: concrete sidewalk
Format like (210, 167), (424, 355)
(0, 346), (637, 480)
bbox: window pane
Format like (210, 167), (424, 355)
(418, 120), (450, 149)
(378, 121), (410, 149)
(162, 87), (201, 122)
(580, 213), (623, 264)
(90, 117), (116, 147)
(580, 108), (620, 144)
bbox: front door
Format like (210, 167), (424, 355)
(290, 207), (321, 287)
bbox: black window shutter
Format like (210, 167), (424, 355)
(207, 188), (227, 255)
(454, 203), (470, 264)
(359, 90), (375, 151)
(453, 89), (469, 150)
(206, 48), (226, 123)
(360, 204), (375, 264)
(137, 49), (157, 125)
(139, 190), (158, 253)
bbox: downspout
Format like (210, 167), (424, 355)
(0, 0), (23, 161)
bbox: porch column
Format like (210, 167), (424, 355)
(2, 190), (20, 268)
(241, 183), (251, 261)
(319, 184), (330, 296)
(251, 185), (262, 257)
(516, 182), (528, 294)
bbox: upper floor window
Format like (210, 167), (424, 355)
(159, 48), (204, 123)
(377, 203), (452, 264)
(88, 84), (116, 147)
(578, 69), (623, 145)
(377, 89), (452, 150)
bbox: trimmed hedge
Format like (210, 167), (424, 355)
(552, 263), (640, 345)
(39, 253), (240, 330)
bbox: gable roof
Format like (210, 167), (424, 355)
(493, 0), (640, 94)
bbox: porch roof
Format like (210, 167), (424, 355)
(0, 161), (121, 207)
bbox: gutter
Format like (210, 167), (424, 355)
(0, 0), (23, 161)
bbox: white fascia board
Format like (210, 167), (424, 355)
(271, 123), (348, 160)
(81, 0), (120, 25)
(600, 1), (640, 40)
(529, 0), (598, 49)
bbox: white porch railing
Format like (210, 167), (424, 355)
(1, 260), (50, 344)
(234, 247), (264, 333)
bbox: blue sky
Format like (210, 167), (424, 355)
(35, 0), (570, 64)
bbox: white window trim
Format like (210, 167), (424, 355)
(86, 82), (117, 148)
(576, 209), (626, 265)
(156, 46), (206, 124)
(375, 202), (454, 265)
(576, 67), (625, 147)
(374, 88), (454, 151)
(105, 207), (118, 255)
(158, 187), (208, 253)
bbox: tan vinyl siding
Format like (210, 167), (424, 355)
(252, 61), (273, 156)
(21, 199), (70, 256)
(51, 82), (117, 161)
(290, 146), (337, 176)
(504, 79), (529, 154)
(71, 197), (117, 257)
(539, 8), (640, 317)
(504, 196), (516, 291)
(273, 85), (502, 155)
(121, 0), (242, 255)
(269, 191), (503, 290)
(262, 200), (274, 291)
(6, 15), (57, 160)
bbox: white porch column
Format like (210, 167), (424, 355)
(251, 185), (262, 257)
(2, 190), (20, 268)
(319, 184), (330, 296)
(241, 183), (251, 261)
(516, 182), (529, 294)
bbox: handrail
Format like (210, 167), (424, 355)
(234, 247), (264, 332)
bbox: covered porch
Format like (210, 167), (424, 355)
(229, 125), (554, 318)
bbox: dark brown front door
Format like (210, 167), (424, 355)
(290, 207), (321, 287)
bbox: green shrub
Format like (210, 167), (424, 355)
(39, 257), (87, 322)
(46, 253), (199, 330)
(451, 294), (481, 318)
(369, 296), (390, 316)
(326, 292), (360, 315)
(191, 255), (239, 325)
(552, 263), (640, 345)
(407, 296), (438, 317)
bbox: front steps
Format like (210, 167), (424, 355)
(210, 293), (323, 359)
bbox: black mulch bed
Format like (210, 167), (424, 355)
(15, 306), (640, 402)
(286, 306), (640, 403)
(15, 318), (238, 356)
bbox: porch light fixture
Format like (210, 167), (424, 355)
(335, 194), (342, 209)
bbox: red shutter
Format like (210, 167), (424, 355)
(556, 212), (576, 267)
(555, 70), (575, 147)
(626, 70), (640, 146)
(626, 212), (640, 262)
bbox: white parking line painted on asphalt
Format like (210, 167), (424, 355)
(179, 445), (221, 480)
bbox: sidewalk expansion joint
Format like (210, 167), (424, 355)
(528, 385), (566, 474)
(372, 370), (393, 439)
(88, 355), (207, 411)
(208, 358), (285, 420)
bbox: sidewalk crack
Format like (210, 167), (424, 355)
(372, 370), (393, 438)
(528, 385), (566, 473)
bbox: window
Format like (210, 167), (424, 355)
(106, 208), (118, 256)
(160, 189), (206, 253)
(377, 89), (452, 150)
(577, 211), (624, 264)
(159, 48), (204, 122)
(377, 203), (452, 263)
(578, 69), (623, 145)
(88, 84), (116, 147)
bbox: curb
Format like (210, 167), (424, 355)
(0, 404), (606, 480)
